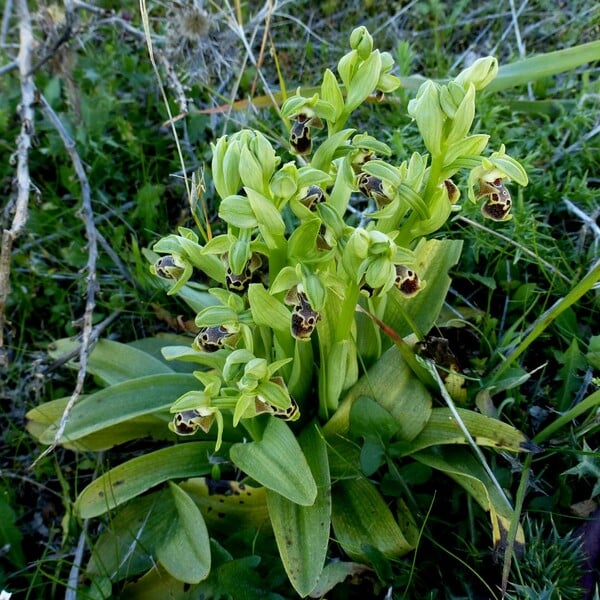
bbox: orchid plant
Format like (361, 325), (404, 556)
(150, 26), (528, 444)
(28, 27), (533, 597)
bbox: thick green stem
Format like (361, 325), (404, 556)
(423, 154), (444, 207)
(334, 280), (360, 342)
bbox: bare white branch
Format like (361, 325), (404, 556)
(0, 0), (35, 367)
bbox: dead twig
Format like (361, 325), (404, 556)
(0, 0), (13, 47)
(30, 92), (99, 468)
(0, 0), (35, 368)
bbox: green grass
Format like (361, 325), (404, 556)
(1, 0), (599, 597)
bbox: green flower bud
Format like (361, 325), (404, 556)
(368, 230), (394, 255)
(454, 56), (498, 91)
(270, 162), (298, 205)
(408, 80), (445, 157)
(364, 256), (395, 291)
(350, 26), (373, 60)
(337, 50), (359, 89)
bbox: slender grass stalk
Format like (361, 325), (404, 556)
(139, 0), (209, 242)
(533, 389), (600, 446)
(490, 259), (600, 383)
(501, 452), (532, 594)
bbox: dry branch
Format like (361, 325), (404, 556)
(31, 94), (99, 467)
(0, 0), (35, 368)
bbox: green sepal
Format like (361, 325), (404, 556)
(248, 283), (291, 333)
(311, 129), (355, 173)
(408, 80), (445, 157)
(446, 82), (476, 145)
(321, 68), (345, 124)
(443, 134), (490, 169)
(219, 195), (258, 229)
(345, 51), (382, 113)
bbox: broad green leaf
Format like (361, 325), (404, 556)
(38, 373), (198, 445)
(180, 478), (270, 533)
(350, 396), (400, 476)
(487, 41), (600, 93)
(266, 424), (331, 596)
(230, 418), (317, 506)
(47, 338), (173, 386)
(384, 238), (463, 338)
(309, 561), (370, 598)
(399, 407), (532, 455)
(86, 490), (169, 582)
(119, 564), (198, 600)
(77, 442), (223, 518)
(350, 396), (399, 443)
(331, 477), (414, 561)
(326, 434), (362, 480)
(198, 555), (285, 600)
(156, 482), (211, 583)
(324, 344), (432, 443)
(413, 446), (524, 552)
(27, 396), (175, 451)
